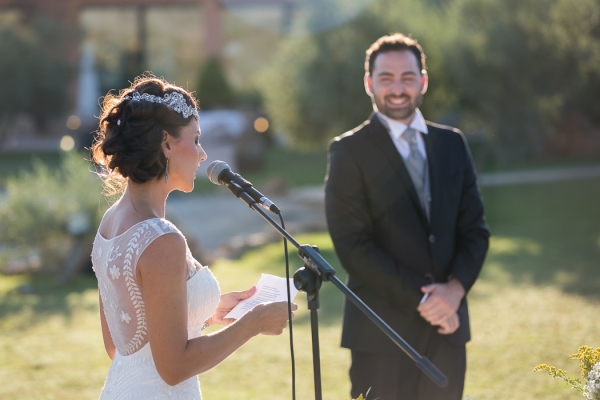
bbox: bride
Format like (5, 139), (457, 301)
(90, 74), (295, 399)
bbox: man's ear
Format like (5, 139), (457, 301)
(421, 70), (429, 95)
(364, 73), (374, 97)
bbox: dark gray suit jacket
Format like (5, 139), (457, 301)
(325, 114), (490, 355)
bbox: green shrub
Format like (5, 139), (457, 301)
(0, 152), (106, 274)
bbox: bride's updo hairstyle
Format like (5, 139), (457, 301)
(92, 74), (199, 195)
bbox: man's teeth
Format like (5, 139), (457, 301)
(389, 98), (407, 105)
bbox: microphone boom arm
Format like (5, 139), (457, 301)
(226, 181), (256, 208)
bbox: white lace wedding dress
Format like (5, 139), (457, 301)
(92, 218), (220, 399)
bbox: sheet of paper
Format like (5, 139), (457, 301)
(224, 273), (299, 320)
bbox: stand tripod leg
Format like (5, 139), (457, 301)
(294, 245), (324, 400)
(310, 307), (322, 400)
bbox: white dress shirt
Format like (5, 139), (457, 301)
(377, 109), (429, 161)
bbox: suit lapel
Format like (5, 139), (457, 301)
(367, 114), (430, 229)
(422, 125), (442, 230)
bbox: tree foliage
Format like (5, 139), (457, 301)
(196, 58), (237, 109)
(445, 0), (600, 160)
(260, 17), (375, 149)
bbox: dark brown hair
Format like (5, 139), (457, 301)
(92, 74), (198, 195)
(365, 33), (427, 76)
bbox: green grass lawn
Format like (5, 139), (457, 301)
(1, 178), (599, 399)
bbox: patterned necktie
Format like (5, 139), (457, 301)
(402, 128), (430, 221)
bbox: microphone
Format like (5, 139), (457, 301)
(206, 160), (281, 214)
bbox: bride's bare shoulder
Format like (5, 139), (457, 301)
(97, 204), (119, 239)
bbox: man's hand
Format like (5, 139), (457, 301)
(437, 313), (460, 335)
(206, 286), (257, 326)
(417, 278), (465, 328)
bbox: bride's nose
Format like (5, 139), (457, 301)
(198, 145), (207, 163)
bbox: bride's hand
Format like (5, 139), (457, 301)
(206, 286), (257, 326)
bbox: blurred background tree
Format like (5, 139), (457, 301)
(444, 0), (600, 162)
(0, 16), (79, 146)
(196, 58), (237, 109)
(260, 12), (382, 150)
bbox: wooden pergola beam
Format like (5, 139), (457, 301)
(0, 0), (295, 62)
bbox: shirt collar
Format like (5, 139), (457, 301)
(377, 109), (429, 141)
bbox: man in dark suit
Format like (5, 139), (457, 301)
(325, 33), (490, 399)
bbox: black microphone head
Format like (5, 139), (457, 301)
(206, 160), (231, 185)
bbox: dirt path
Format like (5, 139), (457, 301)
(479, 165), (600, 187)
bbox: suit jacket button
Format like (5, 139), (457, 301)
(429, 234), (436, 244)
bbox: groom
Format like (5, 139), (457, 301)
(325, 33), (490, 399)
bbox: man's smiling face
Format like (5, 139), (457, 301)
(365, 50), (428, 124)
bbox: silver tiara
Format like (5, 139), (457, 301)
(125, 91), (199, 120)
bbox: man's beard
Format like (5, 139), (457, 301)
(374, 92), (423, 121)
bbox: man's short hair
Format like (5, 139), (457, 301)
(365, 33), (427, 76)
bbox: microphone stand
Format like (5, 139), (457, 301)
(225, 182), (448, 399)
